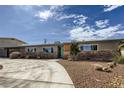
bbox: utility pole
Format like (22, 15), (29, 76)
(44, 39), (47, 44)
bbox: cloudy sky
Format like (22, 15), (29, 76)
(0, 5), (124, 44)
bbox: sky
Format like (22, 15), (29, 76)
(0, 5), (124, 44)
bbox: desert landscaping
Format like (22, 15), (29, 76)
(59, 60), (124, 88)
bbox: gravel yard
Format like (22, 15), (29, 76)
(59, 60), (124, 88)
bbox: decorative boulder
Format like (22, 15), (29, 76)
(107, 62), (117, 68)
(94, 64), (103, 71)
(9, 52), (21, 59)
(0, 65), (3, 70)
(102, 67), (112, 72)
(94, 64), (112, 72)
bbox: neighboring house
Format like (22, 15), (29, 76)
(0, 38), (26, 57)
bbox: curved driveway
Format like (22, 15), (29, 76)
(0, 59), (74, 88)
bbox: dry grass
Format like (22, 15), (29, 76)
(59, 60), (124, 88)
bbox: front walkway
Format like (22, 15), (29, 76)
(0, 59), (74, 88)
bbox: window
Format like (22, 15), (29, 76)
(27, 48), (36, 53)
(91, 45), (97, 50)
(43, 47), (54, 53)
(51, 48), (53, 53)
(80, 46), (83, 50)
(34, 48), (36, 52)
(83, 44), (92, 51)
(80, 44), (97, 51)
(27, 49), (30, 52)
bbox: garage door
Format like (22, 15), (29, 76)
(0, 48), (6, 57)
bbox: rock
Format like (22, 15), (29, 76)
(102, 67), (108, 71)
(94, 64), (103, 71)
(94, 64), (112, 72)
(102, 67), (112, 72)
(107, 62), (117, 68)
(0, 65), (3, 70)
(113, 62), (117, 66)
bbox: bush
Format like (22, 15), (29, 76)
(25, 52), (37, 59)
(78, 50), (116, 61)
(9, 52), (21, 59)
(68, 54), (79, 61)
(40, 53), (56, 59)
(113, 55), (124, 64)
(36, 52), (42, 59)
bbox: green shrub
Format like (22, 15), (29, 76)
(70, 41), (80, 61)
(113, 55), (124, 64)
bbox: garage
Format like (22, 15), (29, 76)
(0, 48), (7, 57)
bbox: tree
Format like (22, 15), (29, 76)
(70, 41), (80, 61)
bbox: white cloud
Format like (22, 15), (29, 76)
(35, 10), (54, 21)
(57, 14), (88, 26)
(57, 14), (76, 20)
(95, 19), (109, 28)
(35, 5), (88, 24)
(104, 5), (123, 12)
(50, 5), (64, 11)
(73, 15), (88, 26)
(69, 24), (124, 41)
(35, 5), (64, 22)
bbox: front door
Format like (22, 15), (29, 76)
(58, 46), (64, 58)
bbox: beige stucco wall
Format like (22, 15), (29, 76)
(25, 45), (58, 58)
(78, 41), (120, 51)
(97, 41), (119, 51)
(63, 41), (120, 59)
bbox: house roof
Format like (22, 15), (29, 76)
(0, 37), (27, 44)
(63, 38), (124, 44)
(18, 43), (61, 47)
(1, 38), (124, 48)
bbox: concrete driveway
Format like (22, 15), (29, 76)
(0, 59), (74, 88)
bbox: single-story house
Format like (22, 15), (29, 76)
(0, 37), (124, 60)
